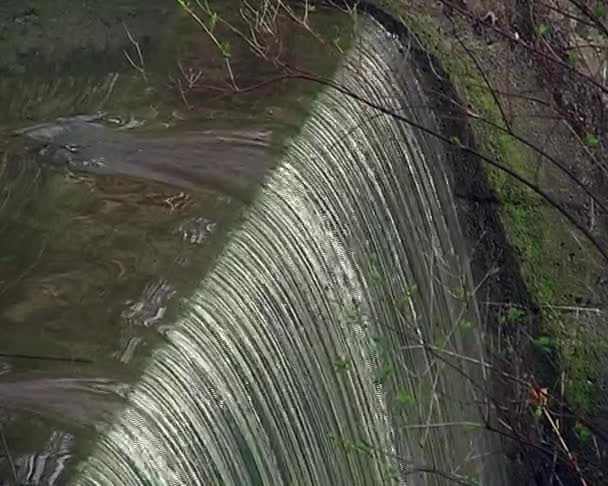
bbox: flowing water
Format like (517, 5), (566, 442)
(1, 3), (509, 485)
(70, 19), (508, 486)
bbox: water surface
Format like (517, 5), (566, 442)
(0, 1), (348, 483)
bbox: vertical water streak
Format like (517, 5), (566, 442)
(74, 20), (505, 486)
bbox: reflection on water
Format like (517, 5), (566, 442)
(0, 0), (348, 483)
(0, 374), (130, 486)
(15, 114), (275, 201)
(0, 429), (74, 486)
(0, 160), (244, 482)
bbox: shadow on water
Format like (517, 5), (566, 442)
(0, 1), (348, 483)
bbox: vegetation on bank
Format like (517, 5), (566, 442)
(374, 1), (608, 482)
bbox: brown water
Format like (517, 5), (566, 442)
(0, 1), (349, 483)
(0, 128), (252, 482)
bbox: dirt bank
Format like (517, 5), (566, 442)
(267, 1), (608, 481)
(370, 0), (608, 483)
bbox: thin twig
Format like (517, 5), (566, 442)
(122, 23), (148, 83)
(544, 408), (589, 486)
(0, 424), (17, 484)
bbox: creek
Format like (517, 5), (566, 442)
(0, 2), (509, 485)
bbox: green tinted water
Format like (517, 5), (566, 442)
(0, 1), (349, 482)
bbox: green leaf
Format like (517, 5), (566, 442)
(537, 23), (549, 36)
(436, 334), (449, 351)
(208, 12), (218, 32)
(405, 284), (417, 299)
(594, 2), (607, 19)
(450, 135), (463, 147)
(386, 465), (401, 482)
(369, 266), (383, 285)
(396, 390), (415, 408)
(460, 319), (473, 330)
(334, 355), (352, 372)
(353, 439), (372, 453)
(575, 421), (592, 444)
(177, 0), (191, 11)
(533, 335), (554, 353)
(583, 131), (600, 147)
(507, 306), (526, 323)
(220, 41), (231, 58)
(397, 285), (417, 311)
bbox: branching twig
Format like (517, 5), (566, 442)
(122, 22), (148, 83)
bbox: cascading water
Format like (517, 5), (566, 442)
(72, 18), (508, 486)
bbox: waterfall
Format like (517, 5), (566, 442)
(72, 19), (507, 486)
